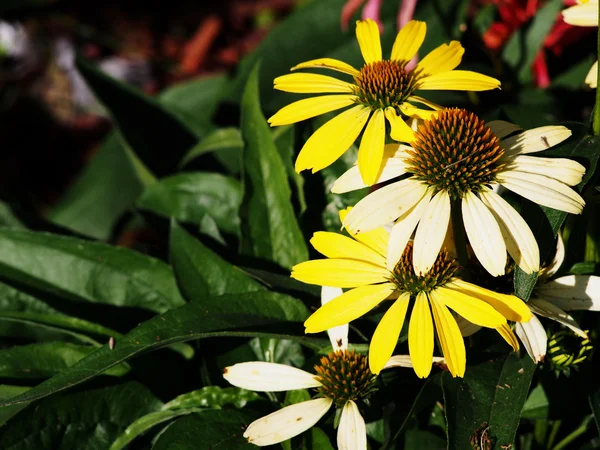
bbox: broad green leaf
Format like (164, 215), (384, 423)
(169, 221), (264, 300)
(249, 337), (305, 367)
(76, 56), (196, 176)
(0, 201), (25, 228)
(163, 386), (261, 410)
(152, 410), (258, 450)
(239, 64), (308, 269)
(0, 228), (185, 312)
(242, 267), (320, 296)
(138, 173), (242, 235)
(0, 381), (162, 449)
(273, 125), (307, 215)
(442, 352), (536, 449)
(0, 342), (128, 378)
(0, 291), (315, 407)
(404, 430), (446, 450)
(0, 385), (29, 426)
(522, 384), (549, 420)
(180, 127), (243, 168)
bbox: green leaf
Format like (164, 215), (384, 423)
(0, 381), (162, 449)
(442, 352), (536, 450)
(404, 430), (446, 450)
(0, 342), (128, 378)
(138, 173), (242, 235)
(0, 228), (185, 313)
(522, 384), (549, 420)
(239, 64), (308, 269)
(152, 410), (258, 450)
(179, 127), (243, 168)
(589, 389), (600, 435)
(0, 385), (30, 426)
(169, 221), (264, 300)
(273, 125), (307, 215)
(164, 386), (261, 410)
(0, 291), (315, 407)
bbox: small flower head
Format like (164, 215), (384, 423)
(548, 330), (593, 375)
(354, 60), (416, 109)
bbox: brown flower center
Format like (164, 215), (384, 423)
(354, 60), (416, 109)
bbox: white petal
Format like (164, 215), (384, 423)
(585, 60), (598, 88)
(461, 191), (507, 277)
(343, 179), (429, 234)
(337, 400), (367, 450)
(537, 275), (600, 311)
(543, 234), (565, 279)
(383, 354), (445, 369)
(528, 298), (587, 338)
(386, 198), (430, 270)
(455, 315), (482, 337)
(224, 362), (320, 391)
(322, 286), (349, 351)
(501, 126), (572, 157)
(488, 120), (522, 139)
(515, 315), (547, 363)
(413, 190), (451, 275)
(508, 155), (585, 186)
(479, 188), (539, 274)
(244, 398), (333, 446)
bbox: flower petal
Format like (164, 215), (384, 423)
(224, 362), (320, 391)
(496, 322), (520, 351)
(383, 354), (444, 369)
(418, 70), (501, 91)
(385, 107), (416, 142)
(536, 275), (600, 311)
(515, 316), (547, 363)
(409, 292), (435, 378)
(358, 109), (386, 185)
(399, 103), (438, 120)
(387, 197), (430, 270)
(292, 259), (389, 288)
(508, 155), (585, 186)
(479, 188), (540, 274)
(456, 315), (481, 337)
(338, 400), (367, 450)
(268, 95), (356, 126)
(391, 20), (426, 62)
(295, 105), (371, 173)
(543, 234), (565, 279)
(339, 208), (389, 257)
(562, 2), (599, 26)
(407, 95), (444, 111)
(501, 125), (572, 156)
(369, 292), (411, 374)
(413, 190), (451, 276)
(429, 290), (466, 377)
(528, 298), (587, 338)
(291, 58), (360, 76)
(585, 60), (598, 88)
(436, 286), (506, 328)
(446, 279), (532, 322)
(304, 283), (396, 333)
(488, 120), (521, 139)
(462, 191), (507, 277)
(244, 398), (333, 446)
(310, 231), (386, 267)
(356, 18), (382, 63)
(274, 73), (356, 93)
(415, 41), (464, 77)
(321, 286), (348, 351)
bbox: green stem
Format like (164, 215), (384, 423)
(450, 198), (469, 270)
(552, 416), (592, 450)
(594, 0), (600, 135)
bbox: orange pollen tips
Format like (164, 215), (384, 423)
(391, 243), (457, 295)
(405, 108), (505, 199)
(354, 60), (415, 109)
(314, 350), (377, 407)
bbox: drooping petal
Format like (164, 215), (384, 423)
(321, 286), (348, 351)
(498, 171), (585, 214)
(338, 400), (367, 450)
(429, 290), (466, 377)
(268, 95), (357, 126)
(310, 231), (386, 267)
(496, 322), (520, 351)
(343, 179), (429, 234)
(339, 208), (389, 257)
(528, 298), (587, 338)
(543, 234), (565, 279)
(383, 354), (444, 369)
(536, 275), (600, 311)
(391, 20), (426, 62)
(399, 103), (437, 120)
(356, 18), (382, 63)
(562, 2), (599, 27)
(304, 283), (396, 333)
(244, 398), (333, 446)
(385, 107), (416, 142)
(515, 315), (547, 363)
(224, 362), (320, 391)
(413, 190), (451, 275)
(418, 70), (501, 91)
(585, 60), (598, 88)
(446, 279), (532, 322)
(479, 188), (540, 274)
(436, 286), (506, 328)
(409, 292), (435, 378)
(295, 105), (371, 173)
(387, 198), (430, 270)
(291, 58), (360, 76)
(501, 125), (572, 156)
(274, 73), (356, 93)
(414, 41), (464, 77)
(292, 259), (389, 288)
(407, 95), (444, 111)
(358, 109), (386, 185)
(487, 120), (521, 139)
(456, 315), (481, 337)
(508, 155), (585, 186)
(461, 191), (507, 277)
(369, 293), (411, 374)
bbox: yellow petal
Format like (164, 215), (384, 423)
(385, 107), (415, 142)
(409, 292), (434, 378)
(415, 41), (464, 77)
(291, 58), (360, 77)
(407, 95), (444, 111)
(446, 279), (532, 322)
(391, 20), (426, 62)
(436, 286), (506, 328)
(291, 259), (389, 288)
(358, 109), (386, 186)
(304, 283), (396, 333)
(268, 95), (356, 126)
(310, 231), (386, 267)
(399, 103), (438, 120)
(339, 208), (389, 257)
(274, 73), (356, 94)
(295, 105), (370, 173)
(369, 292), (411, 374)
(487, 120), (521, 139)
(429, 290), (466, 378)
(356, 19), (382, 64)
(418, 70), (501, 91)
(496, 322), (520, 351)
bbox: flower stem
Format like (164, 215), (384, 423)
(594, 0), (600, 135)
(450, 198), (469, 269)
